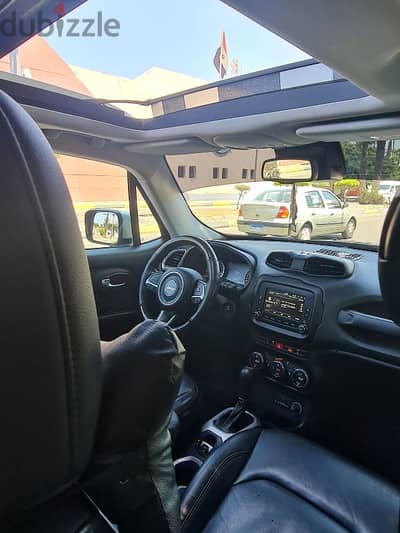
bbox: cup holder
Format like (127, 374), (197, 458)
(174, 456), (202, 492)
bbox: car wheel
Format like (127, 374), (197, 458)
(342, 218), (356, 239)
(298, 224), (312, 240)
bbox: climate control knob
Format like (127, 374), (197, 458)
(270, 359), (285, 380)
(249, 351), (265, 369)
(291, 368), (310, 390)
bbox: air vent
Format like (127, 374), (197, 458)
(315, 248), (363, 261)
(244, 270), (251, 285)
(162, 249), (185, 268)
(266, 252), (293, 270)
(303, 256), (346, 277)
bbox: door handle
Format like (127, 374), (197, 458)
(101, 277), (126, 288)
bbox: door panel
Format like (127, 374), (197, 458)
(321, 190), (343, 232)
(87, 239), (163, 340)
(56, 152), (166, 340)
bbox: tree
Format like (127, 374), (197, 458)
(235, 183), (250, 208)
(359, 142), (369, 181)
(387, 139), (394, 158)
(374, 140), (386, 179)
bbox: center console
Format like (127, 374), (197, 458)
(249, 276), (323, 425)
(252, 278), (322, 339)
(174, 358), (261, 493)
(175, 277), (323, 493)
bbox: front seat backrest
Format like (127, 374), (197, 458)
(0, 90), (104, 529)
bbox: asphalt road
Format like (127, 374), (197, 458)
(345, 208), (388, 246)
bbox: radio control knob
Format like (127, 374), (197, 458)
(298, 324), (306, 334)
(270, 359), (285, 380)
(253, 310), (261, 320)
(291, 368), (309, 389)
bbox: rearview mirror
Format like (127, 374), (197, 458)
(85, 209), (132, 246)
(262, 159), (312, 183)
(261, 142), (345, 183)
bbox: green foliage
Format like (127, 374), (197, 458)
(235, 183), (251, 207)
(342, 141), (400, 180)
(359, 189), (384, 205)
(333, 178), (360, 199)
(234, 184), (251, 193)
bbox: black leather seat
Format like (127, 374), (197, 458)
(0, 89), (182, 533)
(0, 89), (112, 532)
(181, 428), (400, 532)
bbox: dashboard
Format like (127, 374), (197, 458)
(164, 242), (256, 292)
(164, 237), (400, 365)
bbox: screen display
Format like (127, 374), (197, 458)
(263, 289), (305, 322)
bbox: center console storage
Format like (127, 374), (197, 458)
(174, 407), (260, 494)
(174, 456), (202, 492)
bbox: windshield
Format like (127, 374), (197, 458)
(167, 140), (400, 247)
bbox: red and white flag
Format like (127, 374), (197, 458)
(213, 31), (228, 79)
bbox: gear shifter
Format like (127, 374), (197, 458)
(216, 363), (257, 432)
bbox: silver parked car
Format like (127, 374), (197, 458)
(237, 186), (357, 240)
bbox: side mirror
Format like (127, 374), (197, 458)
(85, 209), (132, 246)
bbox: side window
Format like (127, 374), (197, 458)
(57, 154), (130, 249)
(137, 189), (162, 243)
(58, 155), (162, 247)
(305, 191), (324, 208)
(322, 190), (341, 208)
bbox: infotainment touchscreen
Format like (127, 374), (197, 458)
(263, 289), (306, 322)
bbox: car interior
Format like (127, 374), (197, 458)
(2, 0), (400, 532)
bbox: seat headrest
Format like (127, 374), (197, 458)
(0, 90), (102, 520)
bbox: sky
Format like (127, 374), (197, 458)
(46, 0), (309, 82)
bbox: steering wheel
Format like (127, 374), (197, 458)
(139, 236), (220, 331)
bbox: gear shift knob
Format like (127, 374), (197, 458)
(238, 366), (256, 401)
(216, 362), (257, 433)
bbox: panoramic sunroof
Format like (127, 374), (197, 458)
(0, 0), (317, 118)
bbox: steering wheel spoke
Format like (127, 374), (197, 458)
(192, 279), (207, 305)
(156, 309), (176, 325)
(144, 270), (162, 293)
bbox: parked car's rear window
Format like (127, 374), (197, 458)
(254, 189), (291, 202)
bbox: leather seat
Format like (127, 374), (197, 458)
(0, 89), (111, 532)
(0, 89), (182, 533)
(181, 429), (400, 532)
